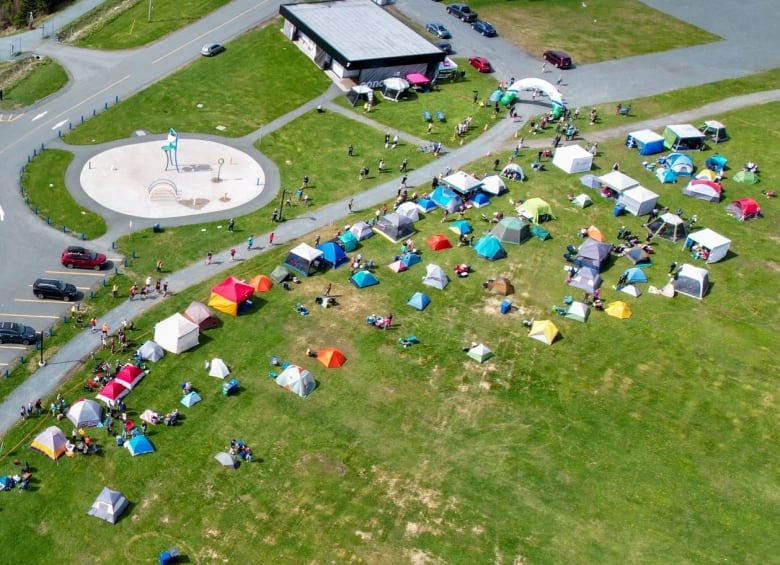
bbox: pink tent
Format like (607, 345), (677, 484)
(96, 380), (129, 405)
(114, 364), (144, 390)
(406, 73), (430, 85)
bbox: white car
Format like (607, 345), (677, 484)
(200, 43), (225, 57)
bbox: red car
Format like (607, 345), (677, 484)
(60, 246), (107, 270)
(468, 56), (492, 73)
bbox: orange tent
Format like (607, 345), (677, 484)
(249, 274), (273, 292)
(427, 233), (452, 251)
(586, 225), (606, 242)
(317, 347), (347, 368)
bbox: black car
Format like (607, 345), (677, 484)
(33, 278), (79, 301)
(435, 41), (453, 54)
(543, 50), (573, 69)
(425, 22), (452, 39)
(446, 3), (478, 23)
(0, 322), (37, 345)
(471, 20), (497, 37)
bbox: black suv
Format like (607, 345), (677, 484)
(447, 3), (478, 23)
(543, 50), (573, 69)
(33, 278), (79, 301)
(0, 322), (37, 345)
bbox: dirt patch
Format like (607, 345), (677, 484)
(407, 548), (447, 564)
(300, 452), (348, 475)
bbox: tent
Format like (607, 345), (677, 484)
(67, 399), (103, 428)
(180, 391), (202, 407)
(473, 234), (507, 261)
(725, 197), (761, 221)
(350, 270), (379, 289)
(487, 277), (514, 296)
(275, 365), (316, 397)
(406, 72), (430, 87)
(125, 435), (155, 457)
(605, 301), (632, 319)
(655, 167), (677, 184)
(528, 320), (559, 345)
(449, 220), (473, 236)
(665, 153), (694, 176)
(380, 77), (410, 102)
(580, 174), (601, 189)
(571, 193), (592, 208)
(700, 120), (728, 143)
(552, 144), (593, 174)
(137, 340), (164, 363)
(620, 284), (642, 298)
(374, 212), (416, 243)
(440, 171), (483, 196)
(646, 213), (687, 242)
(436, 57), (458, 80)
(31, 426), (68, 460)
(248, 274), (273, 292)
(96, 380), (129, 405)
(209, 276), (254, 316)
(407, 291), (431, 311)
(704, 154), (727, 172)
(154, 313), (200, 354)
(575, 238), (612, 271)
(345, 84), (373, 107)
(617, 186), (659, 216)
(427, 233), (452, 251)
(683, 228), (731, 263)
(417, 198), (438, 213)
(500, 163), (525, 181)
(317, 242), (349, 269)
(480, 175), (507, 195)
(88, 487), (129, 524)
(215, 452), (238, 469)
(492, 217), (530, 245)
(400, 253), (422, 268)
(387, 260), (408, 273)
(586, 225), (606, 242)
(349, 221), (374, 241)
(624, 267), (648, 283)
(467, 343), (494, 363)
(517, 198), (554, 224)
(338, 231), (358, 252)
(682, 179), (722, 202)
(597, 171), (639, 194)
(284, 243), (324, 277)
(663, 124), (706, 151)
(733, 170), (758, 184)
(564, 301), (589, 323)
(270, 265), (291, 283)
(395, 201), (420, 222)
(673, 263), (709, 299)
(115, 364), (144, 390)
(626, 129), (665, 155)
(623, 247), (652, 266)
(695, 169), (718, 181)
(469, 192), (490, 208)
(568, 265), (601, 293)
(208, 358), (230, 379)
(430, 185), (465, 213)
(422, 264), (449, 290)
(182, 301), (219, 330)
(317, 347), (346, 368)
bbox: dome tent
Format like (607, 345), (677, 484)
(427, 233), (452, 251)
(473, 234), (507, 261)
(182, 301), (219, 330)
(422, 264), (449, 290)
(528, 320), (559, 345)
(138, 340), (164, 362)
(646, 213), (687, 242)
(338, 231), (358, 252)
(87, 487), (129, 524)
(349, 221), (374, 241)
(275, 365), (316, 397)
(350, 270), (379, 289)
(682, 179), (721, 202)
(491, 217), (530, 245)
(407, 291), (431, 311)
(374, 212), (416, 243)
(467, 343), (494, 363)
(317, 241), (349, 269)
(31, 426), (68, 460)
(516, 198), (554, 224)
(673, 263), (709, 299)
(67, 399), (103, 428)
(725, 198), (761, 221)
(396, 202), (420, 222)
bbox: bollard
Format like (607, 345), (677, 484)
(63, 315), (68, 323)
(81, 115), (84, 123)
(46, 217), (51, 225)
(20, 355), (24, 364)
(93, 109), (96, 116)
(34, 207), (38, 215)
(114, 267), (119, 275)
(28, 155), (31, 163)
(131, 250), (136, 259)
(123, 258), (128, 268)
(104, 102), (108, 110)
(89, 291), (94, 299)
(69, 121), (72, 130)
(81, 232), (85, 240)
(102, 279), (106, 287)
(4, 369), (8, 378)
(111, 241), (115, 249)
(115, 95), (119, 103)
(41, 143), (44, 151)
(33, 149), (37, 157)
(58, 130), (61, 138)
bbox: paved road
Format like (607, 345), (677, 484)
(0, 0), (779, 435)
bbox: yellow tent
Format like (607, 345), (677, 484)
(208, 292), (238, 316)
(528, 320), (559, 345)
(31, 426), (68, 460)
(605, 301), (632, 319)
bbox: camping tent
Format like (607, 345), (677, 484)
(137, 340), (164, 362)
(67, 399), (103, 428)
(700, 120), (728, 143)
(209, 276), (254, 316)
(695, 169), (718, 181)
(492, 217), (530, 245)
(487, 277), (514, 296)
(624, 267), (648, 283)
(480, 175), (507, 195)
(248, 274), (273, 292)
(115, 364), (144, 390)
(430, 185), (465, 213)
(180, 391), (202, 407)
(440, 171), (483, 196)
(574, 238), (612, 271)
(96, 380), (130, 405)
(215, 452), (239, 469)
(407, 291), (431, 311)
(580, 174), (601, 189)
(571, 193), (592, 208)
(646, 213), (687, 242)
(396, 202), (421, 222)
(473, 234), (506, 261)
(663, 124), (706, 151)
(317, 347), (346, 368)
(704, 154), (727, 172)
(208, 358), (230, 379)
(682, 179), (722, 202)
(270, 265), (291, 284)
(154, 313), (200, 354)
(317, 242), (349, 269)
(552, 144), (593, 174)
(374, 212), (416, 243)
(517, 198), (554, 224)
(665, 153), (694, 176)
(469, 192), (490, 208)
(683, 228), (731, 263)
(605, 301), (632, 319)
(597, 171), (640, 194)
(725, 198), (761, 221)
(87, 487), (129, 524)
(673, 263), (709, 299)
(623, 247), (652, 266)
(568, 265), (602, 293)
(564, 301), (589, 323)
(585, 225), (606, 242)
(182, 301), (219, 330)
(387, 260), (408, 273)
(467, 343), (494, 363)
(422, 264), (449, 290)
(275, 365), (316, 397)
(125, 435), (155, 457)
(449, 220), (473, 236)
(427, 233), (452, 251)
(528, 320), (558, 345)
(349, 221), (374, 241)
(617, 186), (659, 216)
(380, 77), (410, 102)
(500, 163), (525, 181)
(31, 426), (68, 460)
(733, 170), (758, 184)
(655, 167), (677, 184)
(620, 284), (642, 298)
(626, 129), (665, 155)
(417, 198), (438, 213)
(338, 231), (358, 252)
(400, 253), (421, 268)
(350, 270), (379, 288)
(284, 243), (324, 277)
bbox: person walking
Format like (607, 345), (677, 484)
(247, 235), (254, 250)
(314, 234), (321, 247)
(556, 74), (563, 86)
(156, 258), (163, 272)
(399, 158), (408, 173)
(669, 262), (678, 276)
(324, 283), (332, 297)
(229, 248), (236, 262)
(227, 218), (235, 232)
(206, 250), (213, 264)
(384, 313), (393, 330)
(427, 122), (433, 134)
(541, 61), (548, 73)
(348, 198), (354, 213)
(101, 322), (109, 338)
(111, 283), (119, 298)
(268, 232), (275, 246)
(347, 144), (353, 157)
(378, 158), (385, 173)
(302, 175), (309, 189)
(90, 317), (97, 333)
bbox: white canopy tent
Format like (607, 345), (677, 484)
(683, 228), (731, 263)
(154, 313), (200, 354)
(597, 171), (640, 194)
(381, 77), (410, 102)
(552, 144), (593, 174)
(617, 186), (660, 216)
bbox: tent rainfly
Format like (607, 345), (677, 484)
(87, 487), (129, 524)
(568, 266), (601, 293)
(725, 198), (761, 221)
(275, 365), (316, 397)
(682, 179), (722, 202)
(395, 202), (421, 222)
(605, 301), (632, 319)
(350, 270), (379, 288)
(349, 221), (374, 241)
(683, 228), (731, 263)
(180, 391), (202, 407)
(317, 347), (346, 368)
(248, 274), (274, 292)
(491, 217), (530, 245)
(552, 144), (593, 174)
(574, 238), (612, 271)
(528, 320), (558, 345)
(270, 265), (291, 284)
(407, 291), (431, 311)
(571, 193), (592, 208)
(516, 198), (554, 224)
(665, 153), (694, 176)
(96, 380), (130, 405)
(480, 175), (507, 195)
(473, 234), (507, 261)
(317, 242), (349, 269)
(208, 358), (230, 379)
(215, 451), (239, 469)
(430, 185), (465, 213)
(427, 233), (452, 251)
(67, 399), (103, 428)
(284, 243), (324, 277)
(114, 364), (144, 390)
(31, 426), (68, 460)
(673, 263), (709, 299)
(422, 264), (449, 290)
(487, 277), (514, 296)
(125, 435), (155, 457)
(338, 231), (358, 252)
(564, 301), (589, 323)
(154, 313), (200, 354)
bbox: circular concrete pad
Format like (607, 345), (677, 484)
(80, 139), (265, 219)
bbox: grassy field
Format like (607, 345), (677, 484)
(0, 56), (68, 110)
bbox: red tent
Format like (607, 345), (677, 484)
(115, 364), (144, 390)
(208, 276), (255, 316)
(427, 234), (452, 251)
(725, 197), (761, 220)
(96, 380), (129, 405)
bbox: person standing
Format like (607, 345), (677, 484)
(348, 199), (354, 213)
(227, 218), (235, 232)
(324, 283), (332, 297)
(347, 144), (353, 157)
(378, 158), (385, 173)
(541, 61), (548, 73)
(302, 175), (309, 189)
(314, 234), (321, 247)
(384, 313), (393, 330)
(101, 322), (109, 338)
(156, 258), (163, 272)
(229, 248), (236, 262)
(90, 317), (98, 333)
(206, 250), (213, 264)
(427, 122), (433, 134)
(669, 262), (678, 276)
(399, 158), (408, 173)
(247, 235), (254, 250)
(112, 283), (119, 298)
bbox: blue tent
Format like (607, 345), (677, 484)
(338, 232), (358, 252)
(449, 220), (473, 235)
(431, 186), (464, 213)
(665, 153), (694, 176)
(126, 435), (155, 457)
(473, 234), (506, 261)
(180, 391), (202, 408)
(704, 155), (727, 172)
(407, 292), (431, 311)
(317, 241), (349, 269)
(400, 253), (422, 268)
(469, 192), (490, 208)
(655, 167), (677, 184)
(350, 271), (379, 288)
(624, 267), (648, 283)
(417, 198), (438, 213)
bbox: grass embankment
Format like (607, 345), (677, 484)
(0, 56), (68, 110)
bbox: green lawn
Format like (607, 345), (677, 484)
(0, 56), (68, 110)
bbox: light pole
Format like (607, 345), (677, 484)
(148, 0), (153, 22)
(278, 189), (290, 222)
(38, 331), (45, 367)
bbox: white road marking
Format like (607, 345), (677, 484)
(52, 119), (68, 130)
(32, 111), (48, 121)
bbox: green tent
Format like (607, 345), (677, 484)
(733, 170), (758, 184)
(517, 198), (555, 224)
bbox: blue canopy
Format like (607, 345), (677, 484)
(350, 271), (378, 288)
(406, 292), (431, 311)
(317, 242), (349, 269)
(473, 234), (506, 261)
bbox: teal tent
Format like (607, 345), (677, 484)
(473, 234), (506, 261)
(125, 435), (155, 457)
(400, 253), (421, 268)
(350, 271), (378, 289)
(624, 267), (648, 284)
(338, 232), (358, 252)
(407, 292), (431, 311)
(180, 391), (202, 408)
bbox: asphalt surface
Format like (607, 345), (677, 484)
(0, 0), (779, 436)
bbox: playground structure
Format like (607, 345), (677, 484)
(506, 78), (565, 119)
(162, 128), (180, 172)
(148, 178), (182, 201)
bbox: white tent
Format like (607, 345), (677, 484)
(395, 201), (421, 222)
(440, 171), (483, 196)
(422, 263), (449, 290)
(154, 313), (200, 354)
(208, 358), (230, 379)
(617, 186), (659, 216)
(348, 221), (374, 241)
(552, 144), (593, 174)
(275, 365), (316, 398)
(597, 171), (640, 194)
(683, 228), (731, 264)
(87, 487), (129, 524)
(138, 340), (164, 362)
(673, 263), (709, 299)
(480, 175), (507, 195)
(67, 399), (103, 428)
(381, 77), (410, 102)
(571, 193), (592, 208)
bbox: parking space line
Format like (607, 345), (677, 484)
(0, 312), (61, 319)
(0, 345), (29, 350)
(14, 299), (72, 304)
(45, 270), (108, 277)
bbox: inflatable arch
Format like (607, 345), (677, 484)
(505, 78), (565, 119)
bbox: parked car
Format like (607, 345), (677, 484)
(200, 43), (225, 57)
(33, 278), (78, 301)
(543, 50), (573, 69)
(426, 22), (451, 39)
(468, 56), (492, 73)
(60, 246), (107, 270)
(435, 41), (453, 54)
(0, 322), (37, 345)
(446, 3), (478, 23)
(471, 20), (497, 37)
